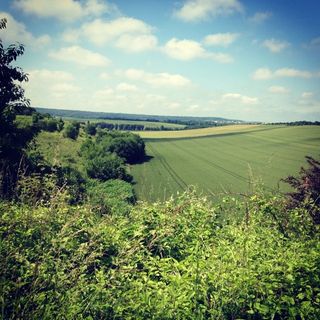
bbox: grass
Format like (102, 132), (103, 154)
(35, 131), (84, 172)
(137, 124), (262, 139)
(131, 125), (320, 202)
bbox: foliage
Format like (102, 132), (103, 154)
(85, 152), (132, 182)
(55, 166), (86, 204)
(63, 122), (80, 140)
(95, 130), (146, 164)
(32, 113), (64, 132)
(1, 190), (320, 319)
(107, 134), (145, 164)
(80, 130), (146, 183)
(282, 155), (320, 225)
(85, 122), (97, 136)
(86, 179), (136, 215)
(0, 21), (37, 199)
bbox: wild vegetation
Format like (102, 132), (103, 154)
(1, 16), (320, 320)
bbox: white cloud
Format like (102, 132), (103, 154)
(249, 11), (272, 24)
(252, 67), (317, 80)
(14, 0), (115, 22)
(163, 38), (206, 60)
(123, 68), (191, 87)
(268, 86), (289, 94)
(222, 93), (259, 105)
(23, 69), (80, 106)
(174, 0), (243, 22)
(100, 72), (110, 80)
(65, 17), (153, 46)
(0, 11), (50, 47)
(115, 34), (158, 52)
(274, 68), (313, 78)
(27, 69), (74, 82)
(49, 46), (111, 67)
(163, 38), (233, 63)
(252, 68), (273, 80)
(203, 32), (239, 47)
(116, 82), (139, 92)
(301, 92), (313, 98)
(262, 38), (290, 53)
(51, 83), (81, 99)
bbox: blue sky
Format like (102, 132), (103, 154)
(0, 0), (319, 122)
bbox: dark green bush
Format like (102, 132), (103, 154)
(85, 153), (132, 182)
(63, 123), (79, 140)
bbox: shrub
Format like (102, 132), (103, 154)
(282, 155), (320, 225)
(87, 179), (136, 215)
(63, 123), (79, 140)
(85, 153), (132, 182)
(1, 191), (320, 319)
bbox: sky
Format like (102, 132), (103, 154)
(0, 0), (320, 122)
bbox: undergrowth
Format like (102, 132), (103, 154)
(1, 189), (319, 319)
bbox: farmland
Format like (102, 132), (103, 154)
(131, 125), (320, 202)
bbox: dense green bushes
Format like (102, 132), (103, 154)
(1, 190), (319, 319)
(63, 122), (80, 140)
(81, 130), (145, 183)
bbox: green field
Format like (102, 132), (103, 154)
(137, 123), (261, 138)
(131, 125), (320, 202)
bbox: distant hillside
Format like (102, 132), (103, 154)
(36, 107), (244, 124)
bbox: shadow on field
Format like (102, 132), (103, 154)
(133, 154), (154, 164)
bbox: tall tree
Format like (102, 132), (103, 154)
(0, 18), (36, 198)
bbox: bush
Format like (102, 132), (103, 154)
(87, 179), (136, 215)
(85, 122), (97, 136)
(282, 156), (320, 225)
(63, 123), (79, 140)
(1, 191), (320, 319)
(85, 153), (132, 182)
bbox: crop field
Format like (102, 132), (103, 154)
(137, 124), (261, 138)
(131, 125), (320, 202)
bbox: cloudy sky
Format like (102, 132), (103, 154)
(1, 0), (320, 121)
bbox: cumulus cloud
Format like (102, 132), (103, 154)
(222, 93), (259, 105)
(115, 34), (158, 52)
(13, 0), (116, 22)
(252, 67), (317, 80)
(262, 38), (290, 53)
(23, 69), (81, 107)
(163, 38), (233, 63)
(268, 86), (290, 94)
(203, 32), (239, 47)
(116, 82), (139, 92)
(122, 68), (191, 87)
(0, 11), (50, 47)
(163, 38), (206, 60)
(27, 69), (75, 82)
(174, 0), (243, 22)
(49, 46), (111, 67)
(62, 17), (158, 54)
(249, 11), (272, 24)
